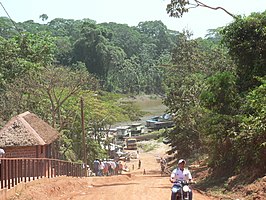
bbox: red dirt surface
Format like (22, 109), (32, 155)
(7, 142), (265, 200)
(9, 143), (216, 200)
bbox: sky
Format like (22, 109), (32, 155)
(0, 0), (265, 38)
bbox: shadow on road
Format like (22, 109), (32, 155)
(92, 182), (139, 188)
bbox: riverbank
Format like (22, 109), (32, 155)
(115, 94), (168, 127)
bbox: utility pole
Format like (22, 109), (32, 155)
(80, 97), (87, 166)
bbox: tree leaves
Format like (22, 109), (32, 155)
(221, 11), (266, 92)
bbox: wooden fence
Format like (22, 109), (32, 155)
(0, 158), (86, 190)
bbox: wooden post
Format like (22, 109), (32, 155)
(81, 97), (87, 167)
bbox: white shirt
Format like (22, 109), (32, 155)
(98, 162), (105, 170)
(0, 148), (5, 164)
(170, 168), (192, 182)
(0, 148), (5, 157)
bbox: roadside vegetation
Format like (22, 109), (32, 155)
(138, 140), (159, 152)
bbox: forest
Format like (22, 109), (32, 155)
(0, 8), (265, 179)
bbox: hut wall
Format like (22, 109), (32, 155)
(4, 146), (37, 158)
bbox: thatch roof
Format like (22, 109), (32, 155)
(0, 111), (59, 147)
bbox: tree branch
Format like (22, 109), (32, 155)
(195, 0), (238, 19)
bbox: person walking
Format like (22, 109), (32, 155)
(160, 157), (167, 175)
(93, 159), (100, 176)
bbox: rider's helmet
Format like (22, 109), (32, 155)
(178, 159), (186, 164)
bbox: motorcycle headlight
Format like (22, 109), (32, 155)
(172, 185), (181, 193)
(183, 185), (190, 192)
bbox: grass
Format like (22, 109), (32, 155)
(138, 141), (159, 152)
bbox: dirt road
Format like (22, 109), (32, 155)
(11, 142), (216, 200)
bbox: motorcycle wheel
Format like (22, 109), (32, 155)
(175, 194), (181, 200)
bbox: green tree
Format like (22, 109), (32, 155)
(221, 11), (266, 93)
(0, 17), (18, 38)
(100, 22), (142, 58)
(164, 73), (206, 158)
(0, 32), (56, 90)
(238, 76), (266, 171)
(48, 18), (93, 41)
(200, 72), (240, 170)
(137, 20), (175, 56)
(39, 14), (48, 21)
(106, 56), (141, 93)
(16, 20), (48, 34)
(201, 72), (239, 115)
(163, 32), (235, 159)
(72, 22), (126, 79)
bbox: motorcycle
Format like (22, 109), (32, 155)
(171, 180), (193, 200)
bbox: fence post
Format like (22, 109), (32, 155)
(28, 159), (31, 182)
(19, 159), (22, 183)
(4, 159), (7, 188)
(14, 159), (18, 186)
(24, 159), (27, 182)
(0, 159), (3, 189)
(8, 159), (11, 189)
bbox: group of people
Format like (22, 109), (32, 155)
(93, 159), (123, 176)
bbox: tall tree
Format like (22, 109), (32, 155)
(72, 22), (126, 79)
(137, 20), (175, 56)
(100, 22), (142, 58)
(39, 14), (48, 21)
(163, 32), (235, 159)
(0, 32), (56, 90)
(238, 77), (266, 171)
(221, 11), (266, 93)
(200, 72), (240, 170)
(0, 17), (18, 38)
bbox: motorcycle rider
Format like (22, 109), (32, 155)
(170, 159), (193, 200)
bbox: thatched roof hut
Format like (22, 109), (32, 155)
(0, 111), (59, 147)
